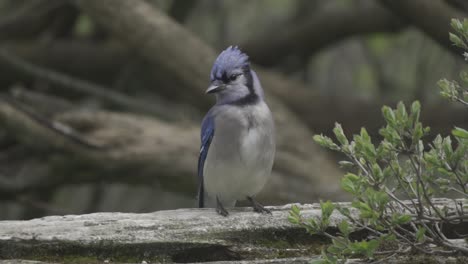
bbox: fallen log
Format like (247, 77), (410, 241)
(0, 199), (466, 263)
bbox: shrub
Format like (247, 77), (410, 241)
(289, 19), (468, 263)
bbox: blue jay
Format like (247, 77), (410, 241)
(198, 46), (275, 216)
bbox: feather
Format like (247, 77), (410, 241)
(197, 110), (215, 208)
(210, 46), (250, 81)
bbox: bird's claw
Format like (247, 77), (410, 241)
(248, 196), (272, 214)
(216, 196), (229, 217)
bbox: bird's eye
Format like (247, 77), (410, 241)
(228, 73), (241, 81)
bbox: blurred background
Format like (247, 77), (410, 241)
(0, 0), (466, 220)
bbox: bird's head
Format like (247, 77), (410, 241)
(207, 46), (256, 104)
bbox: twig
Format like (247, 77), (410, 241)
(10, 85), (75, 115)
(1, 96), (102, 150)
(0, 0), (64, 37)
(455, 97), (468, 106)
(0, 47), (168, 118)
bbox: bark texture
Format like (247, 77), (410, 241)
(0, 199), (465, 263)
(0, 98), (347, 204)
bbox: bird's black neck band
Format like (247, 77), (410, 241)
(228, 70), (258, 106)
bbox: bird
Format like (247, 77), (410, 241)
(197, 46), (276, 216)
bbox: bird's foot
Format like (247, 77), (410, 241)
(216, 196), (229, 217)
(247, 196), (271, 214)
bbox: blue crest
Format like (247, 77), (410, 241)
(210, 46), (250, 81)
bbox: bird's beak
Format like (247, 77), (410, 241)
(206, 83), (226, 94)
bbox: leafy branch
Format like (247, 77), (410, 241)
(289, 19), (468, 263)
(290, 101), (467, 263)
(439, 19), (468, 106)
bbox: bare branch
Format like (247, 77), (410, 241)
(0, 47), (181, 120)
(0, 0), (66, 39)
(0, 99), (345, 203)
(243, 4), (405, 67)
(380, 0), (467, 58)
(0, 97), (101, 152)
(168, 0), (199, 23)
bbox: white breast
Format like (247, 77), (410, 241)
(203, 102), (275, 206)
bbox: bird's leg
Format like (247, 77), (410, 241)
(216, 196), (229, 216)
(247, 196), (271, 214)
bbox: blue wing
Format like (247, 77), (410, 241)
(198, 111), (215, 208)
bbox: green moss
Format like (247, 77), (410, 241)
(2, 231), (463, 263)
(202, 227), (329, 260)
(0, 240), (173, 263)
(376, 255), (468, 264)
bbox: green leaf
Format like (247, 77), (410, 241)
(396, 101), (408, 125)
(452, 127), (468, 139)
(355, 128), (377, 160)
(382, 166), (393, 180)
(331, 236), (349, 255)
(337, 206), (351, 217)
(463, 18), (468, 31)
(371, 163), (383, 182)
(360, 127), (371, 142)
(450, 32), (467, 48)
(341, 173), (360, 194)
(333, 123), (349, 146)
(291, 204), (300, 215)
(306, 218), (320, 233)
(326, 245), (342, 255)
(452, 142), (467, 167)
(287, 215), (298, 224)
(438, 79), (460, 100)
(392, 214), (412, 225)
(437, 167), (453, 177)
(416, 227), (426, 243)
(381, 234), (397, 241)
(382, 106), (396, 127)
(460, 71), (468, 84)
(338, 220), (351, 237)
(318, 248), (338, 264)
(451, 18), (464, 32)
(365, 240), (380, 258)
(410, 101), (421, 118)
(412, 122), (424, 144)
(352, 201), (376, 219)
(348, 239), (380, 258)
(288, 205), (302, 224)
(443, 136), (453, 156)
(433, 134), (443, 149)
(379, 125), (401, 145)
(338, 161), (354, 169)
(320, 200), (336, 221)
(313, 134), (340, 151)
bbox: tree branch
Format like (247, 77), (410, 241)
(0, 98), (345, 203)
(1, 42), (465, 140)
(380, 0), (467, 58)
(243, 4), (405, 67)
(168, 0), (199, 23)
(0, 47), (183, 120)
(0, 0), (66, 40)
(0, 41), (128, 86)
